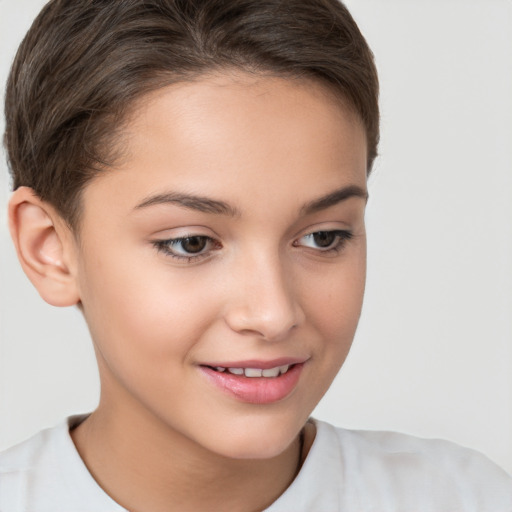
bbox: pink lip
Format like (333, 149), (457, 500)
(202, 357), (306, 369)
(199, 360), (306, 404)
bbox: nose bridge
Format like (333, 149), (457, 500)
(225, 246), (303, 341)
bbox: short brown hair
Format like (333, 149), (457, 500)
(4, 0), (379, 228)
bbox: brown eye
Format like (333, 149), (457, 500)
(312, 231), (336, 248)
(181, 236), (207, 254)
(153, 235), (219, 261)
(295, 230), (353, 253)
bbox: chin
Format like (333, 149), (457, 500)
(215, 437), (295, 461)
(199, 414), (305, 460)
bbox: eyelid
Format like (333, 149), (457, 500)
(293, 229), (353, 253)
(149, 224), (219, 239)
(152, 234), (221, 262)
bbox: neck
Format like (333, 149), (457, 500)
(71, 399), (306, 512)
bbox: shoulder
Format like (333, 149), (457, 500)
(317, 420), (512, 510)
(0, 423), (60, 480)
(0, 415), (125, 512)
(327, 421), (510, 474)
(0, 422), (63, 511)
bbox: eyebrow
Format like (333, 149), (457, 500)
(135, 192), (241, 217)
(300, 185), (368, 215)
(134, 184), (367, 217)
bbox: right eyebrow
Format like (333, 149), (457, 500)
(134, 192), (241, 217)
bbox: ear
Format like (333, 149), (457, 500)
(8, 187), (80, 307)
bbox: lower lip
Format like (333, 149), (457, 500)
(200, 364), (304, 404)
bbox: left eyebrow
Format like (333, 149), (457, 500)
(300, 185), (368, 215)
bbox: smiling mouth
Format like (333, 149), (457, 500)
(206, 364), (292, 378)
(200, 362), (304, 403)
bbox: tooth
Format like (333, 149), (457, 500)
(262, 367), (280, 378)
(278, 365), (290, 375)
(228, 367), (244, 375)
(244, 368), (263, 378)
(215, 367), (226, 372)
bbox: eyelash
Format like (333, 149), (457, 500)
(293, 230), (353, 254)
(152, 235), (220, 263)
(152, 230), (353, 262)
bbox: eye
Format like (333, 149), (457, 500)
(294, 230), (353, 253)
(152, 235), (220, 261)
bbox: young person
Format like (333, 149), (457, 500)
(1, 1), (511, 510)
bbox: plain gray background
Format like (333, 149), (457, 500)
(1, 0), (511, 473)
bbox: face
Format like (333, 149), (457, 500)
(73, 73), (368, 459)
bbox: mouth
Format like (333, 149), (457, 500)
(205, 364), (292, 378)
(199, 361), (305, 404)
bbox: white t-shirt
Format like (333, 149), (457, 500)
(1, 415), (511, 511)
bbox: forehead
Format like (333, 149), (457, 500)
(81, 73), (367, 218)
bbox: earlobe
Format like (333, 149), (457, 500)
(8, 187), (80, 307)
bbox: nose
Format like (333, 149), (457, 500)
(223, 252), (305, 342)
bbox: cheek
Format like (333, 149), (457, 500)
(301, 255), (366, 402)
(77, 247), (222, 366)
(306, 247), (366, 341)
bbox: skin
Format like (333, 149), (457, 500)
(9, 73), (368, 511)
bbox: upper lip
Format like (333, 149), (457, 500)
(200, 357), (308, 369)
